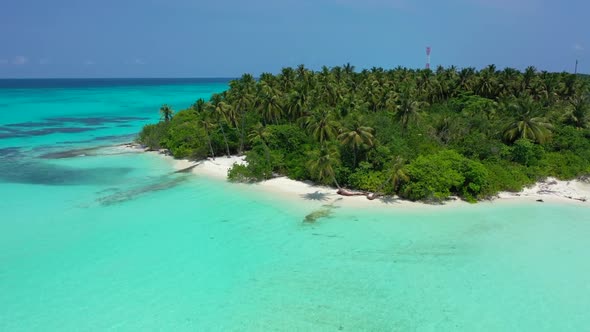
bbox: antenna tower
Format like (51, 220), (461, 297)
(426, 46), (431, 70)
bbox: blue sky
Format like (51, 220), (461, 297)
(1, 0), (588, 78)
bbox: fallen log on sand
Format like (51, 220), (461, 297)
(337, 188), (367, 197)
(337, 188), (385, 201)
(366, 193), (381, 200)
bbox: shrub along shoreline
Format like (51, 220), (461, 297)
(138, 65), (590, 203)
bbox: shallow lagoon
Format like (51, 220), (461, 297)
(1, 80), (589, 331)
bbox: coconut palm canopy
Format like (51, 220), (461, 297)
(139, 65), (590, 202)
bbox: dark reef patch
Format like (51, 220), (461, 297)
(0, 127), (101, 139)
(38, 146), (111, 159)
(303, 208), (332, 223)
(5, 121), (64, 128)
(3, 116), (148, 129)
(302, 198), (341, 223)
(0, 127), (21, 133)
(96, 176), (188, 206)
(0, 147), (21, 157)
(0, 116), (148, 139)
(45, 116), (148, 126)
(57, 133), (136, 145)
(0, 161), (134, 186)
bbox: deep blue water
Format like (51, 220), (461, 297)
(0, 78), (233, 89)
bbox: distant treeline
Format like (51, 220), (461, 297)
(139, 64), (590, 202)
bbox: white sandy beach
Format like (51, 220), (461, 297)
(136, 147), (589, 208)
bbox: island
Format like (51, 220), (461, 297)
(137, 64), (590, 203)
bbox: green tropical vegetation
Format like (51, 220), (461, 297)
(159, 104), (174, 122)
(138, 65), (590, 202)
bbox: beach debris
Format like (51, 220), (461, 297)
(571, 197), (587, 202)
(311, 233), (341, 238)
(173, 163), (200, 174)
(536, 199), (544, 202)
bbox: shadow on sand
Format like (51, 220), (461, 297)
(300, 191), (330, 201)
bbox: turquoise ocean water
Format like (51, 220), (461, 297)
(0, 79), (589, 331)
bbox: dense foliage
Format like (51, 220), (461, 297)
(138, 64), (590, 202)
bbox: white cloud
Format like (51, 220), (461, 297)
(13, 55), (28, 65)
(84, 60), (96, 65)
(574, 44), (584, 51)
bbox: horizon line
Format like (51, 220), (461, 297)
(0, 77), (238, 80)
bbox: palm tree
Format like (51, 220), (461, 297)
(417, 70), (434, 98)
(199, 115), (217, 158)
(343, 62), (355, 75)
(279, 67), (296, 91)
(286, 88), (309, 121)
(296, 64), (309, 80)
(191, 98), (206, 113)
(159, 104), (173, 122)
(476, 65), (498, 98)
(208, 94), (232, 157)
(317, 66), (339, 106)
(257, 82), (283, 125)
(521, 66), (538, 95)
(499, 67), (522, 97)
(564, 93), (590, 129)
(304, 109), (339, 143)
(248, 123), (272, 177)
(307, 144), (341, 188)
(365, 79), (385, 112)
(338, 121), (375, 168)
(384, 90), (399, 113)
(394, 90), (425, 131)
(458, 67), (476, 92)
(503, 97), (553, 144)
(537, 72), (563, 105)
(228, 78), (254, 154)
(379, 156), (409, 194)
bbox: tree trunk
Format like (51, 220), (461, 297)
(218, 120), (231, 157)
(203, 129), (215, 159)
(264, 143), (271, 179)
(333, 176), (341, 189)
(239, 105), (246, 155)
(207, 136), (215, 159)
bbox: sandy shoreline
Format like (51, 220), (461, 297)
(118, 145), (589, 209)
